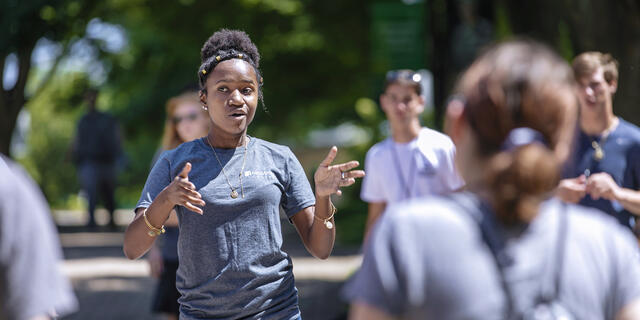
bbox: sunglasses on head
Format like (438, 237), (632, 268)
(172, 112), (200, 125)
(385, 70), (422, 83)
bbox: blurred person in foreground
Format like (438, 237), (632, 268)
(360, 70), (463, 240)
(344, 40), (640, 319)
(556, 52), (640, 231)
(0, 155), (77, 319)
(147, 91), (210, 320)
(123, 29), (364, 319)
(71, 88), (123, 229)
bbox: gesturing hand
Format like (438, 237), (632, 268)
(314, 146), (365, 197)
(586, 172), (619, 201)
(163, 162), (206, 214)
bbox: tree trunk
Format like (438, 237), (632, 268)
(429, 0), (452, 130)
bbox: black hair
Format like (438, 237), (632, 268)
(198, 29), (266, 111)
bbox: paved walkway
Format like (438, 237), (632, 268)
(56, 209), (361, 320)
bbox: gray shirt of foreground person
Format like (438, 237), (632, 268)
(136, 137), (315, 320)
(343, 193), (640, 320)
(0, 156), (78, 320)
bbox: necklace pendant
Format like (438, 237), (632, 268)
(591, 141), (605, 161)
(324, 220), (333, 230)
(594, 146), (604, 161)
(230, 190), (239, 199)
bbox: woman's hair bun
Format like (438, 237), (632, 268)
(200, 29), (260, 68)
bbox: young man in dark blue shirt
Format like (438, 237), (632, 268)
(557, 52), (640, 230)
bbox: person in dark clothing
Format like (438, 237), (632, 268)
(556, 52), (640, 232)
(72, 89), (123, 229)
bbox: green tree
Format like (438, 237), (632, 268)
(498, 0), (640, 124)
(19, 72), (89, 208)
(0, 0), (110, 156)
(95, 0), (372, 204)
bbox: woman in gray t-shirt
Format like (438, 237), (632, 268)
(123, 29), (364, 319)
(344, 41), (640, 319)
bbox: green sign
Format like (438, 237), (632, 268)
(370, 1), (426, 73)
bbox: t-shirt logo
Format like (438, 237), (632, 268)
(244, 170), (276, 180)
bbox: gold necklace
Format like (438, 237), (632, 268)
(206, 136), (249, 199)
(591, 117), (619, 162)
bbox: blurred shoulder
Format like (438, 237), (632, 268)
(381, 193), (474, 235)
(0, 156), (17, 191)
(618, 119), (640, 142)
(0, 155), (49, 218)
(161, 138), (207, 164)
(249, 137), (298, 161)
(418, 127), (455, 151)
(251, 137), (290, 153)
(564, 202), (635, 239)
(365, 138), (392, 160)
(0, 156), (36, 191)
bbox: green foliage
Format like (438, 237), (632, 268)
(493, 2), (513, 40)
(555, 21), (574, 62)
(89, 0), (373, 222)
(8, 0), (422, 244)
(18, 72), (88, 208)
(1, 0), (103, 53)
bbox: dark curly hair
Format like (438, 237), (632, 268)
(198, 29), (265, 110)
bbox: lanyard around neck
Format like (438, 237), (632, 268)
(390, 142), (417, 200)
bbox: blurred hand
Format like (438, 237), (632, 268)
(586, 172), (619, 201)
(163, 162), (205, 214)
(556, 176), (587, 203)
(147, 245), (163, 279)
(314, 146), (365, 197)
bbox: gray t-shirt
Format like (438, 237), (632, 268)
(343, 193), (640, 320)
(136, 137), (315, 319)
(0, 156), (77, 319)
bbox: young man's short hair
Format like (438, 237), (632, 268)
(572, 51), (619, 84)
(382, 69), (422, 95)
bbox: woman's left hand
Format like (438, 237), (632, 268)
(314, 146), (365, 197)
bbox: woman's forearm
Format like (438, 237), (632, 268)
(123, 191), (174, 259)
(614, 187), (640, 215)
(307, 195), (336, 259)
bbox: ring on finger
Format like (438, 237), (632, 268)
(341, 171), (346, 179)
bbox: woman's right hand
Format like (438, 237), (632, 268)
(163, 162), (205, 214)
(556, 175), (587, 203)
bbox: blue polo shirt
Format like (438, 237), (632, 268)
(565, 119), (640, 228)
